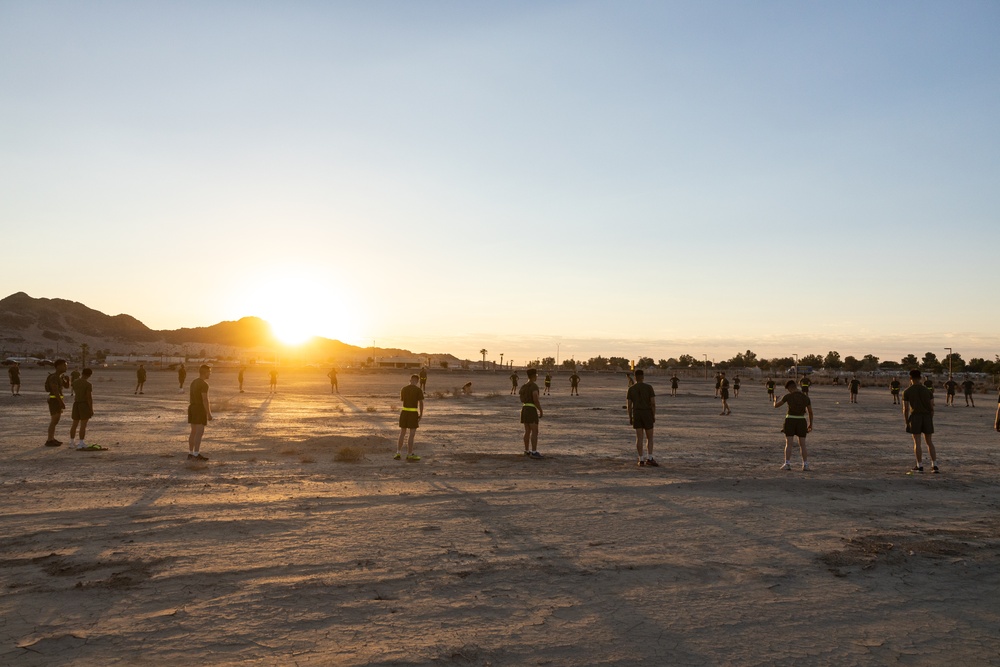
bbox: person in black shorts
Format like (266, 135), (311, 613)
(238, 366), (246, 393)
(269, 368), (278, 393)
(71, 368), (99, 450)
(719, 372), (731, 415)
(8, 362), (20, 396)
(69, 368), (80, 396)
(396, 374), (424, 461)
(994, 388), (999, 431)
(944, 377), (958, 406)
(670, 374), (679, 397)
(962, 377), (975, 407)
(714, 373), (722, 399)
(45, 359), (68, 447)
(418, 367), (427, 393)
(733, 376), (741, 398)
(543, 372), (552, 395)
(569, 372), (580, 396)
(327, 367), (339, 394)
(177, 363), (187, 393)
(627, 369), (657, 467)
(902, 369), (938, 473)
(774, 379), (813, 471)
(519, 368), (543, 458)
(509, 371), (519, 395)
(187, 365), (213, 461)
(135, 364), (147, 394)
(765, 377), (776, 405)
(848, 376), (861, 403)
(889, 377), (901, 405)
(800, 375), (811, 396)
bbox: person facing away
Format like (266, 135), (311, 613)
(902, 369), (938, 473)
(44, 359), (68, 447)
(177, 364), (187, 392)
(627, 369), (657, 467)
(395, 374), (424, 461)
(670, 374), (679, 397)
(775, 379), (813, 471)
(849, 376), (861, 403)
(961, 376), (975, 407)
(418, 366), (427, 392)
(135, 364), (147, 394)
(327, 367), (338, 394)
(509, 371), (519, 395)
(187, 365), (213, 461)
(519, 368), (543, 458)
(543, 372), (552, 395)
(8, 362), (21, 396)
(71, 368), (99, 450)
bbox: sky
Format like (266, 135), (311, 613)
(2, 1), (999, 364)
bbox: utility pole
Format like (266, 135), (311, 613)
(944, 347), (953, 379)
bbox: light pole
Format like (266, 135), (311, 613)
(500, 353), (504, 369)
(793, 353), (799, 381)
(944, 347), (952, 379)
(703, 354), (708, 380)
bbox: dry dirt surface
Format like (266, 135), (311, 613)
(2, 366), (999, 666)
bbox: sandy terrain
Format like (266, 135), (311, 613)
(1, 366), (999, 666)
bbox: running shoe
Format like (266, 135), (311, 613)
(779, 463), (791, 471)
(645, 458), (660, 467)
(802, 462), (810, 471)
(406, 454), (421, 462)
(911, 466), (924, 473)
(637, 459), (645, 467)
(393, 453), (401, 460)
(194, 453), (209, 461)
(931, 465), (940, 474)
(44, 440), (61, 447)
(528, 451), (543, 459)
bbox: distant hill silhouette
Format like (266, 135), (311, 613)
(0, 292), (460, 364)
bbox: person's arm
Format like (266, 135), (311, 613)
(202, 387), (212, 421)
(995, 400), (999, 431)
(902, 397), (910, 422)
(650, 395), (656, 420)
(532, 388), (542, 418)
(774, 395), (787, 409)
(418, 398), (424, 420)
(627, 394), (634, 424)
(806, 404), (814, 432)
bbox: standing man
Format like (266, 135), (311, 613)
(765, 377), (776, 405)
(69, 368), (81, 396)
(569, 371), (580, 396)
(902, 369), (938, 473)
(733, 376), (741, 398)
(519, 368), (543, 459)
(889, 377), (902, 405)
(44, 359), (68, 447)
(543, 372), (552, 395)
(509, 370), (519, 395)
(327, 366), (339, 394)
(775, 379), (813, 471)
(961, 376), (975, 407)
(714, 372), (722, 399)
(71, 368), (100, 450)
(187, 365), (212, 461)
(670, 374), (679, 397)
(627, 369), (657, 467)
(800, 375), (811, 396)
(177, 363), (187, 393)
(238, 366), (246, 393)
(269, 367), (278, 393)
(418, 366), (427, 393)
(135, 364), (147, 395)
(719, 372), (731, 415)
(8, 362), (20, 396)
(848, 376), (861, 403)
(395, 374), (424, 461)
(944, 376), (958, 406)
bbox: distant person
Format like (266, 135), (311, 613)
(994, 388), (999, 431)
(71, 368), (103, 450)
(8, 362), (20, 396)
(627, 369), (657, 467)
(800, 375), (811, 396)
(733, 376), (741, 398)
(626, 372), (635, 387)
(509, 371), (519, 395)
(238, 366), (246, 393)
(923, 376), (935, 395)
(889, 377), (902, 405)
(569, 372), (580, 396)
(719, 372), (731, 415)
(69, 368), (81, 396)
(543, 372), (552, 396)
(395, 374), (424, 461)
(962, 376), (975, 407)
(418, 367), (427, 392)
(135, 364), (147, 394)
(462, 382), (473, 395)
(944, 377), (958, 406)
(187, 365), (212, 461)
(44, 359), (68, 447)
(765, 377), (776, 404)
(714, 373), (722, 399)
(670, 374), (679, 397)
(269, 368), (278, 393)
(177, 364), (187, 393)
(519, 368), (543, 459)
(775, 379), (813, 471)
(848, 376), (861, 403)
(327, 367), (339, 394)
(903, 369), (938, 473)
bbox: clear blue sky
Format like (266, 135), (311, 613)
(2, 1), (998, 363)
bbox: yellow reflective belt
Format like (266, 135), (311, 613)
(522, 403), (536, 409)
(785, 415), (807, 419)
(49, 395), (60, 398)
(401, 407), (418, 412)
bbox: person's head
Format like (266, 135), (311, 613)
(635, 369), (644, 381)
(199, 364), (212, 379)
(785, 380), (797, 391)
(410, 374), (419, 385)
(527, 368), (537, 380)
(54, 359), (67, 372)
(909, 369), (922, 383)
(82, 368), (93, 378)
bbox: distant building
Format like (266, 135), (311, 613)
(105, 355), (186, 365)
(374, 356), (422, 369)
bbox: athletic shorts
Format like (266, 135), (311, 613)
(783, 417), (808, 438)
(767, 388), (774, 394)
(720, 389), (729, 399)
(964, 390), (973, 396)
(632, 411), (654, 430)
(71, 403), (93, 421)
(399, 410), (419, 429)
(946, 389), (956, 396)
(187, 405), (208, 425)
(48, 398), (63, 416)
(520, 405), (539, 424)
(801, 386), (810, 394)
(906, 413), (934, 435)
(891, 389), (900, 395)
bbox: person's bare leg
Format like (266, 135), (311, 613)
(523, 424), (531, 452)
(924, 434), (936, 465)
(912, 433), (923, 467)
(397, 429), (406, 455)
(79, 419), (88, 442)
(70, 419), (79, 441)
(406, 429), (416, 455)
(529, 424), (538, 451)
(48, 414), (60, 441)
(783, 435), (794, 463)
(645, 429), (654, 459)
(635, 430), (644, 460)
(798, 436), (808, 464)
(189, 424), (205, 454)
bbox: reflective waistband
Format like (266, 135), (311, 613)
(785, 414), (807, 419)
(522, 403), (536, 409)
(48, 395), (61, 399)
(401, 407), (419, 412)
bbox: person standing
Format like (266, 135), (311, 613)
(418, 366), (427, 393)
(44, 359), (68, 447)
(8, 362), (20, 396)
(961, 376), (975, 407)
(627, 369), (657, 467)
(177, 364), (187, 393)
(765, 377), (776, 405)
(800, 375), (811, 396)
(733, 376), (741, 398)
(848, 376), (861, 403)
(269, 368), (278, 393)
(327, 367), (338, 394)
(902, 369), (938, 473)
(670, 374), (679, 397)
(135, 364), (147, 394)
(569, 371), (580, 396)
(69, 368), (81, 396)
(187, 365), (213, 461)
(395, 374), (424, 461)
(944, 377), (958, 406)
(719, 372), (731, 415)
(994, 387), (999, 431)
(889, 377), (902, 405)
(519, 368), (543, 458)
(775, 379), (813, 471)
(543, 372), (552, 395)
(509, 371), (519, 395)
(238, 366), (246, 393)
(714, 372), (722, 399)
(71, 368), (101, 450)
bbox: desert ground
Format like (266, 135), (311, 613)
(1, 366), (998, 666)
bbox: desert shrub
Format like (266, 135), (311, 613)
(335, 446), (363, 462)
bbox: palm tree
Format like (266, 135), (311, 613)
(480, 349), (488, 370)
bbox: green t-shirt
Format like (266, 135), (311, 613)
(518, 381), (539, 404)
(782, 391), (811, 417)
(72, 378), (92, 404)
(902, 383), (934, 414)
(626, 382), (655, 411)
(400, 384), (423, 409)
